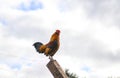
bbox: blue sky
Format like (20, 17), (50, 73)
(81, 66), (91, 72)
(0, 0), (120, 78)
(18, 0), (43, 11)
(0, 19), (7, 25)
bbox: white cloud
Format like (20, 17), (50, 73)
(0, 64), (17, 78)
(93, 26), (120, 52)
(0, 0), (120, 78)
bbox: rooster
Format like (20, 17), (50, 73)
(33, 30), (60, 58)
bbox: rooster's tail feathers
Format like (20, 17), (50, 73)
(33, 42), (43, 53)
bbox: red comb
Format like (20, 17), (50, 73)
(56, 30), (60, 33)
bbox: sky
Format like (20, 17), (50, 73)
(0, 0), (120, 78)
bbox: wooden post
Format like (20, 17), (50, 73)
(46, 59), (68, 78)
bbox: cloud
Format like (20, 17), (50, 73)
(62, 31), (120, 63)
(80, 0), (120, 27)
(58, 0), (81, 12)
(0, 0), (120, 78)
(58, 0), (120, 27)
(16, 61), (52, 78)
(0, 61), (52, 78)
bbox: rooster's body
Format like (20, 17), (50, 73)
(33, 30), (60, 57)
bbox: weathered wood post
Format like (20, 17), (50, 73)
(47, 58), (68, 78)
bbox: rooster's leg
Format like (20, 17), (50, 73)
(49, 56), (54, 61)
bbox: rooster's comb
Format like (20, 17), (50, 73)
(56, 30), (60, 33)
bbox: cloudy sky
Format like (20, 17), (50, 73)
(0, 0), (120, 78)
